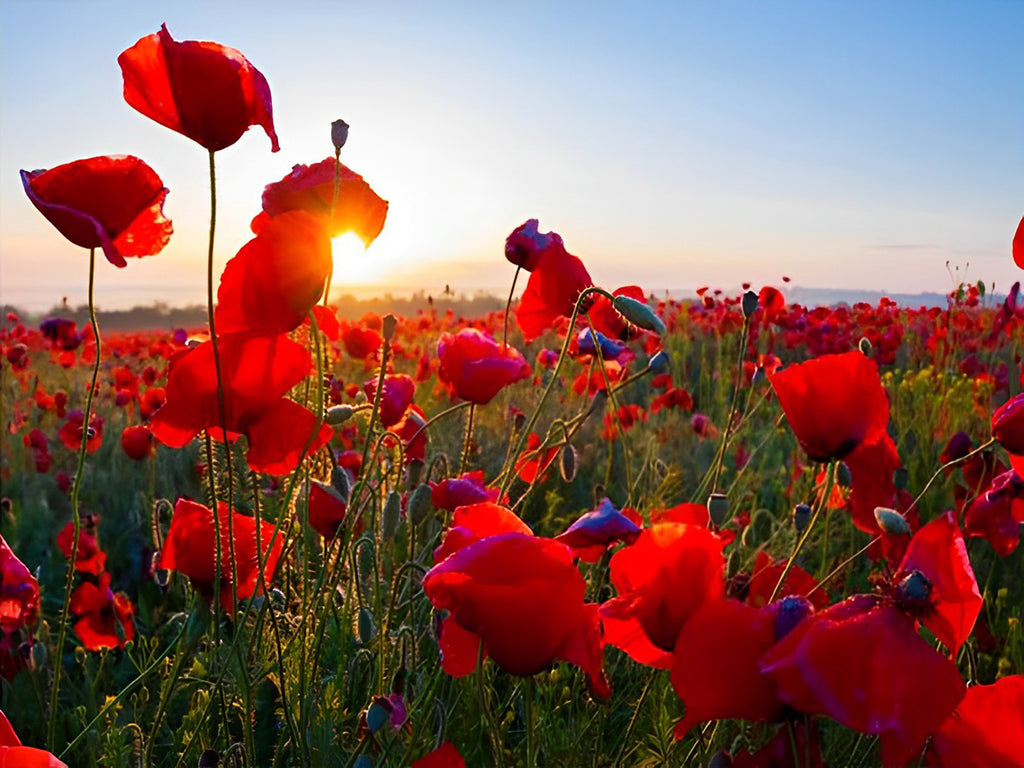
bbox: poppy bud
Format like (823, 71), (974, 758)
(332, 467), (353, 502)
(647, 349), (670, 375)
(382, 313), (397, 342)
(859, 336), (873, 356)
(352, 758), (372, 768)
(742, 290), (758, 318)
(707, 493), (730, 527)
(793, 503), (812, 533)
(836, 462), (852, 486)
(382, 491), (402, 540)
(406, 459), (425, 488)
(874, 507), (912, 536)
(707, 751), (734, 768)
(893, 467), (909, 491)
(559, 443), (578, 483)
(326, 405), (354, 425)
(408, 483), (433, 526)
(331, 119), (350, 150)
(199, 750), (220, 767)
(357, 607), (377, 645)
(611, 295), (666, 335)
(31, 639), (47, 670)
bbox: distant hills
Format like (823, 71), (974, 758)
(1, 284), (1009, 333)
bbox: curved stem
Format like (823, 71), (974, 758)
(459, 403), (476, 475)
(503, 266), (521, 348)
(48, 246), (101, 749)
(910, 437), (997, 512)
(769, 461), (835, 603)
(497, 286), (613, 498)
(710, 315), (751, 494)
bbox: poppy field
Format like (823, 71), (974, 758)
(4, 23), (1024, 768)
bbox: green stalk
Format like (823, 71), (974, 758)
(48, 247), (101, 750)
(503, 266), (521, 348)
(769, 461), (835, 602)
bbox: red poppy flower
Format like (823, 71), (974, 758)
(57, 410), (104, 453)
(845, 433), (905, 534)
(157, 498), (284, 612)
(430, 471), (498, 514)
(20, 155), (171, 268)
(119, 24), (279, 153)
(896, 511), (982, 655)
(0, 535), (39, 634)
(392, 404), (428, 464)
(760, 594), (966, 767)
(120, 424), (155, 460)
(216, 211), (333, 335)
(745, 551), (828, 609)
(514, 225), (594, 342)
(0, 708), (67, 768)
(150, 333), (331, 475)
(422, 533), (609, 698)
(69, 573), (134, 651)
(768, 350), (890, 462)
(964, 469), (1024, 556)
(601, 522), (725, 666)
(1013, 214), (1024, 270)
(671, 598), (795, 738)
(56, 519), (107, 576)
(513, 432), (560, 485)
(139, 386), (167, 421)
(437, 329), (531, 405)
(307, 479), (358, 541)
(341, 323), (383, 360)
(432, 502), (531, 564)
(992, 393), (1024, 456)
(363, 373), (416, 429)
(254, 157), (388, 243)
(555, 497), (642, 563)
(411, 741), (466, 768)
(927, 675), (1024, 768)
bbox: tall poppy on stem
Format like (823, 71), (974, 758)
(120, 23), (281, 633)
(22, 154), (171, 751)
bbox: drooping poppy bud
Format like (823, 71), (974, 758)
(331, 119), (350, 151)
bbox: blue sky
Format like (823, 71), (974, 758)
(2, 1), (1022, 310)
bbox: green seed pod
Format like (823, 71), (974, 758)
(611, 295), (666, 335)
(408, 483), (433, 527)
(326, 405), (354, 425)
(837, 462), (853, 486)
(382, 491), (402, 540)
(559, 443), (578, 483)
(707, 493), (730, 527)
(357, 607), (377, 645)
(874, 506), (912, 536)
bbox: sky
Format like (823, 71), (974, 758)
(1, 0), (1022, 312)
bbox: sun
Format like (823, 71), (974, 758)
(330, 232), (389, 288)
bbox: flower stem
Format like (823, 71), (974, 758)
(769, 461), (835, 602)
(503, 266), (521, 348)
(48, 246), (101, 750)
(204, 149), (239, 622)
(459, 403), (476, 475)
